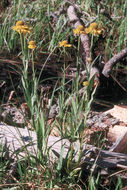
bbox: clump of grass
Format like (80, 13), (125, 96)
(1, 17), (98, 188)
(0, 143), (10, 184)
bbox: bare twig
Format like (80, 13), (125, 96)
(111, 74), (127, 92)
(102, 47), (127, 77)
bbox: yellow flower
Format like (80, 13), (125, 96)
(28, 41), (36, 49)
(85, 22), (101, 36)
(12, 21), (31, 34)
(83, 81), (89, 87)
(73, 25), (86, 35)
(59, 40), (72, 47)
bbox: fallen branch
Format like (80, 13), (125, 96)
(102, 47), (127, 77)
(1, 124), (127, 179)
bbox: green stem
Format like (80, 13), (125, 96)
(77, 86), (90, 163)
(32, 50), (35, 74)
(67, 143), (74, 173)
(90, 34), (94, 58)
(77, 36), (80, 76)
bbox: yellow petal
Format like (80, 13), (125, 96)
(91, 28), (101, 36)
(73, 25), (86, 35)
(85, 27), (91, 34)
(64, 44), (72, 47)
(12, 26), (18, 30)
(80, 31), (86, 35)
(89, 22), (98, 30)
(61, 40), (68, 44)
(91, 29), (97, 35)
(83, 81), (89, 87)
(16, 21), (24, 26)
(22, 25), (31, 34)
(97, 29), (101, 35)
(77, 25), (84, 31)
(73, 29), (79, 35)
(59, 40), (68, 47)
(29, 41), (36, 45)
(12, 26), (22, 34)
(28, 44), (36, 49)
(28, 41), (36, 49)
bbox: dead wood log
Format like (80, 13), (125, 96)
(1, 124), (127, 179)
(102, 47), (127, 77)
(109, 131), (127, 153)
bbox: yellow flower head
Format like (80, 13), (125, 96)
(73, 25), (86, 35)
(83, 81), (89, 87)
(85, 22), (101, 36)
(59, 40), (72, 47)
(89, 22), (98, 30)
(12, 21), (31, 34)
(28, 41), (36, 50)
(16, 21), (24, 26)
